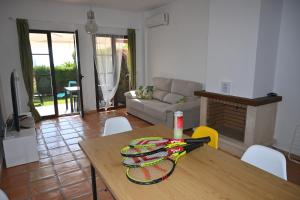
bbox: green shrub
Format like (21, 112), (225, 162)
(34, 63), (77, 95)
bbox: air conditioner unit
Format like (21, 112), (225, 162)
(146, 13), (169, 28)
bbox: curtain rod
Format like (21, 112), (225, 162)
(8, 17), (140, 31)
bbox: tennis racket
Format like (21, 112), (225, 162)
(126, 143), (201, 185)
(129, 137), (209, 148)
(121, 136), (210, 157)
(123, 143), (202, 168)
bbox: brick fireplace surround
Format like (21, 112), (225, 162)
(195, 91), (282, 157)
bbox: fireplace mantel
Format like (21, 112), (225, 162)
(195, 91), (282, 157)
(194, 90), (282, 106)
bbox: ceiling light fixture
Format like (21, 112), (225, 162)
(85, 9), (98, 34)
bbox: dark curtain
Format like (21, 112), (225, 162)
(127, 29), (136, 90)
(16, 19), (41, 121)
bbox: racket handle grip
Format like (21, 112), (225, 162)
(185, 137), (211, 144)
(185, 143), (202, 153)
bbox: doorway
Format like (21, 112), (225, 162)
(94, 34), (129, 111)
(29, 30), (84, 118)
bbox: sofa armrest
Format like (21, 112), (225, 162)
(124, 90), (138, 99)
(166, 100), (200, 112)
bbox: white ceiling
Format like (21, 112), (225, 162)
(40, 0), (175, 11)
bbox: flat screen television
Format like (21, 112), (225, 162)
(10, 70), (20, 132)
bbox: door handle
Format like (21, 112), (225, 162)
(80, 74), (84, 79)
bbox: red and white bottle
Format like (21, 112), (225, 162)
(174, 111), (183, 139)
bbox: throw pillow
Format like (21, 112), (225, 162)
(136, 86), (154, 99)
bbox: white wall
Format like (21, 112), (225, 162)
(253, 0), (282, 98)
(273, 0), (300, 151)
(145, 0), (209, 84)
(206, 0), (261, 98)
(0, 0), (144, 117)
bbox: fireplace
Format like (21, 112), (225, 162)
(195, 91), (282, 156)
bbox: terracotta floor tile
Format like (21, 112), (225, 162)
(27, 158), (53, 171)
(5, 185), (29, 200)
(48, 146), (70, 157)
(74, 192), (113, 200)
(30, 166), (55, 182)
(62, 180), (92, 199)
(58, 170), (87, 186)
(42, 127), (58, 133)
(58, 124), (73, 130)
(97, 190), (115, 200)
(52, 153), (74, 165)
(30, 177), (59, 195)
(43, 131), (60, 138)
(82, 167), (91, 178)
(37, 139), (45, 145)
(38, 150), (49, 159)
(44, 136), (64, 143)
(73, 150), (86, 159)
(32, 189), (64, 200)
(69, 144), (81, 152)
(46, 141), (66, 149)
(62, 132), (80, 140)
(37, 144), (47, 151)
(65, 137), (83, 145)
(40, 123), (56, 129)
(54, 160), (80, 175)
(95, 176), (107, 191)
(77, 158), (90, 169)
(60, 129), (77, 135)
(0, 172), (29, 189)
(1, 164), (28, 177)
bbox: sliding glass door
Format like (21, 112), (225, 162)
(29, 30), (84, 118)
(94, 35), (129, 111)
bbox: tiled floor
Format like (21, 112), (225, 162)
(1, 108), (300, 200)
(0, 109), (150, 200)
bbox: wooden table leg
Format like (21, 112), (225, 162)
(91, 165), (98, 200)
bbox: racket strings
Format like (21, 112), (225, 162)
(123, 151), (169, 166)
(127, 159), (174, 183)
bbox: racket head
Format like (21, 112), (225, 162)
(122, 151), (168, 168)
(120, 145), (165, 157)
(126, 158), (175, 185)
(129, 137), (170, 148)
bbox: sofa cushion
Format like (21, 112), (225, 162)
(127, 98), (144, 112)
(153, 89), (168, 101)
(171, 79), (202, 97)
(142, 100), (171, 121)
(153, 77), (172, 92)
(163, 93), (185, 104)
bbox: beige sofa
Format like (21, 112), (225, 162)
(125, 77), (202, 129)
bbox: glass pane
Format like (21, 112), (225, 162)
(32, 55), (55, 117)
(51, 32), (79, 115)
(30, 33), (49, 54)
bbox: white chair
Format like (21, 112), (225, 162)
(0, 189), (9, 200)
(103, 116), (132, 136)
(241, 145), (287, 180)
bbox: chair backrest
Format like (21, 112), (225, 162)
(192, 126), (218, 149)
(68, 80), (77, 87)
(0, 189), (9, 200)
(241, 145), (287, 180)
(103, 116), (132, 136)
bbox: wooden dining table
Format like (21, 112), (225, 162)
(79, 124), (300, 200)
